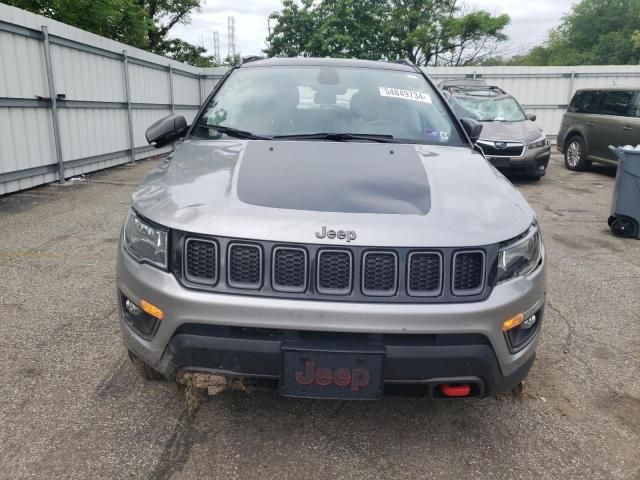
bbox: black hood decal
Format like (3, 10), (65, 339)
(237, 142), (431, 215)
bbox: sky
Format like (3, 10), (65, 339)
(171, 0), (579, 59)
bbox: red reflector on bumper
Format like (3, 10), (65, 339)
(441, 383), (471, 397)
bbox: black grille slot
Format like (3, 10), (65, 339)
(362, 251), (397, 296)
(317, 250), (352, 295)
(408, 252), (442, 296)
(184, 239), (218, 285)
(272, 247), (307, 292)
(453, 251), (485, 294)
(228, 243), (262, 289)
(479, 144), (524, 157)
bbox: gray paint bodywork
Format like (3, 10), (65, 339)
(132, 139), (534, 247)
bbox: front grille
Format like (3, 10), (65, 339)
(177, 233), (492, 303)
(228, 243), (262, 289)
(453, 251), (485, 295)
(184, 239), (218, 285)
(408, 252), (442, 296)
(272, 247), (307, 292)
(317, 250), (352, 295)
(362, 251), (397, 296)
(479, 144), (524, 157)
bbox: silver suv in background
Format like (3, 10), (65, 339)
(441, 80), (550, 180)
(557, 88), (640, 171)
(117, 58), (546, 400)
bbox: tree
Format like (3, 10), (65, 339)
(483, 0), (640, 66)
(265, 0), (510, 66)
(162, 38), (213, 67)
(139, 0), (201, 53)
(5, 0), (150, 48)
(6, 0), (214, 66)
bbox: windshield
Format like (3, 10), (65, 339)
(449, 94), (526, 122)
(193, 65), (464, 145)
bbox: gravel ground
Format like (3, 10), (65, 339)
(0, 154), (638, 480)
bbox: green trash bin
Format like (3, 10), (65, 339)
(608, 146), (640, 239)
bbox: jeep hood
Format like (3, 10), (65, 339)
(132, 139), (535, 247)
(479, 120), (544, 144)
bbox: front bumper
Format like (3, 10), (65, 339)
(487, 145), (551, 177)
(116, 246), (546, 396)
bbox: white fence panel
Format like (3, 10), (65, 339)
(0, 3), (222, 195)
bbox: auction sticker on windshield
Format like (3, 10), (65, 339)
(379, 87), (432, 103)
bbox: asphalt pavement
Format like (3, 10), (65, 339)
(0, 154), (638, 479)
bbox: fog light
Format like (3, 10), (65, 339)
(125, 299), (142, 316)
(521, 314), (537, 330)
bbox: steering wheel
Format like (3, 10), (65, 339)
(361, 119), (413, 138)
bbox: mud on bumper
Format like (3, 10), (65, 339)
(151, 323), (539, 398)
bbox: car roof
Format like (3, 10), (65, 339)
(439, 79), (489, 88)
(575, 87), (639, 93)
(239, 56), (417, 72)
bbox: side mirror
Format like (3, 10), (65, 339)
(146, 114), (188, 148)
(460, 117), (483, 143)
(526, 113), (537, 121)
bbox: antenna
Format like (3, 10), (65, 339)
(227, 16), (236, 57)
(213, 31), (220, 60)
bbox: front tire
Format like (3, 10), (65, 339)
(564, 136), (591, 171)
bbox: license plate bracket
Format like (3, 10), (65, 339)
(280, 346), (384, 400)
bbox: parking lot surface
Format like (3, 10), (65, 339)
(0, 154), (638, 479)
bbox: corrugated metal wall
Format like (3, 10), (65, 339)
(426, 65), (640, 142)
(2, 3), (639, 196)
(0, 4), (225, 195)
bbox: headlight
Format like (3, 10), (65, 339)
(496, 225), (542, 283)
(528, 136), (548, 149)
(123, 209), (168, 269)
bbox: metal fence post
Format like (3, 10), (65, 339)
(568, 71), (576, 104)
(122, 50), (136, 164)
(168, 64), (175, 114)
(41, 26), (65, 184)
(198, 73), (203, 105)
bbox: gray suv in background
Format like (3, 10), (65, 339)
(441, 80), (550, 180)
(117, 58), (546, 400)
(557, 88), (640, 170)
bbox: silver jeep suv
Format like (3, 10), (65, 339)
(117, 58), (546, 400)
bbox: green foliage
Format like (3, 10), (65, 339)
(5, 0), (151, 48)
(482, 0), (640, 66)
(162, 38), (213, 67)
(7, 0), (212, 66)
(265, 0), (510, 66)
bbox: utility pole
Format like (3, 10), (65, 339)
(213, 31), (220, 60)
(227, 16), (236, 57)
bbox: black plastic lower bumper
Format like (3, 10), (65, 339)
(161, 325), (534, 397)
(489, 150), (551, 178)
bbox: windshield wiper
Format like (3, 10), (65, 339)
(197, 123), (271, 140)
(273, 132), (398, 143)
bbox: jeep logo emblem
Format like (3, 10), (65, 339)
(315, 226), (357, 242)
(294, 361), (370, 391)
